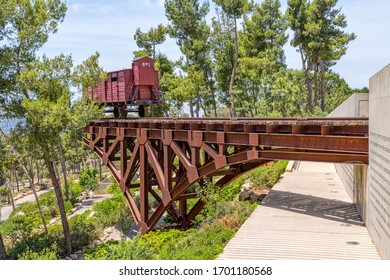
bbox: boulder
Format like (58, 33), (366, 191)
(241, 182), (254, 192)
(239, 182), (268, 203)
(239, 190), (253, 201)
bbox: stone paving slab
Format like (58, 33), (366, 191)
(218, 162), (381, 260)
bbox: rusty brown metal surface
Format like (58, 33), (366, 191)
(82, 117), (368, 233)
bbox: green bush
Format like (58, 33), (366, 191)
(18, 243), (60, 260)
(39, 190), (57, 208)
(7, 210), (99, 259)
(137, 227), (232, 260)
(6, 229), (63, 260)
(69, 212), (99, 252)
(84, 239), (153, 260)
(159, 225), (234, 260)
(68, 179), (84, 205)
(85, 225), (235, 260)
(93, 183), (133, 233)
(79, 168), (99, 191)
(219, 177), (245, 201)
(0, 185), (11, 198)
(0, 202), (44, 240)
(240, 160), (288, 189)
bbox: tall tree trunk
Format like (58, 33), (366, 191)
(29, 157), (35, 186)
(54, 161), (61, 185)
(188, 96), (194, 118)
(0, 232), (6, 260)
(212, 89), (217, 117)
(0, 128), (48, 234)
(35, 160), (41, 185)
(253, 83), (258, 116)
(313, 62), (319, 107)
(229, 15), (238, 117)
(184, 39), (194, 118)
(75, 138), (81, 173)
(58, 143), (69, 201)
(7, 170), (14, 193)
(44, 157), (72, 255)
(320, 59), (326, 112)
(299, 48), (313, 113)
(207, 77), (217, 117)
(195, 93), (200, 117)
(8, 190), (15, 211)
(13, 168), (19, 192)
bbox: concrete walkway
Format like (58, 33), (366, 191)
(1, 189), (51, 222)
(1, 175), (112, 222)
(218, 162), (381, 260)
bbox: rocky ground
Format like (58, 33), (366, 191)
(238, 182), (269, 203)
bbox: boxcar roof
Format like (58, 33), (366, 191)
(133, 56), (154, 63)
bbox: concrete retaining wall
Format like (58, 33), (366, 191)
(328, 93), (369, 221)
(367, 64), (390, 259)
(328, 93), (369, 118)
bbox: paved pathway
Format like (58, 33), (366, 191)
(1, 175), (112, 222)
(218, 162), (381, 260)
(1, 189), (51, 222)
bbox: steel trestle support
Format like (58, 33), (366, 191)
(82, 117), (368, 233)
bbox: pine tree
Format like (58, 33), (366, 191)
(213, 0), (252, 117)
(165, 0), (210, 117)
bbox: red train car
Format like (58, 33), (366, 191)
(88, 56), (161, 117)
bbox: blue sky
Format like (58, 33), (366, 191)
(39, 0), (390, 90)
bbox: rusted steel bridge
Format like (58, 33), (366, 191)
(82, 117), (368, 234)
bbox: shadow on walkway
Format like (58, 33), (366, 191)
(262, 189), (363, 226)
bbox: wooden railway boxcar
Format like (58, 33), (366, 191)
(88, 56), (161, 117)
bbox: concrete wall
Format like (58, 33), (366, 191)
(367, 64), (390, 259)
(328, 93), (369, 221)
(328, 93), (369, 118)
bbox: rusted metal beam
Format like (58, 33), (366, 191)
(82, 117), (369, 234)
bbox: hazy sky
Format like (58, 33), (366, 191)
(39, 0), (390, 90)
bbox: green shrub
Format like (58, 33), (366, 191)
(93, 183), (133, 232)
(84, 239), (153, 260)
(0, 185), (11, 201)
(69, 212), (99, 252)
(39, 190), (56, 208)
(219, 177), (244, 201)
(7, 229), (63, 260)
(85, 225), (235, 260)
(0, 202), (43, 240)
(18, 243), (60, 260)
(159, 225), (234, 260)
(68, 179), (83, 205)
(106, 183), (122, 195)
(240, 160), (288, 189)
(138, 224), (234, 260)
(64, 200), (73, 213)
(79, 168), (99, 191)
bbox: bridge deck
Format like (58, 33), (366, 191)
(83, 117), (369, 233)
(218, 162), (381, 260)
